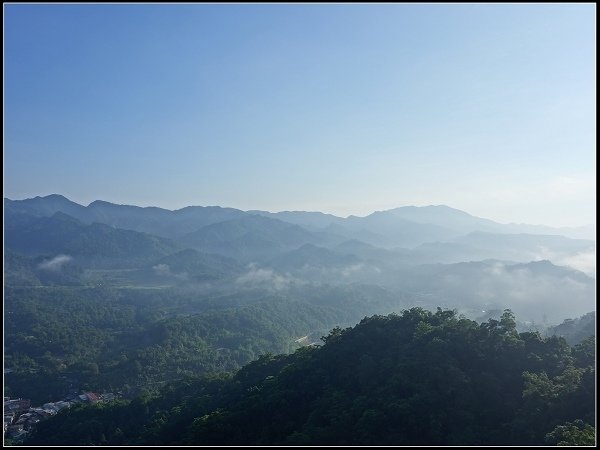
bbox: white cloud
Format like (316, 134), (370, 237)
(521, 244), (596, 277)
(475, 261), (594, 323)
(235, 263), (298, 291)
(153, 264), (190, 281)
(175, 271), (189, 281)
(340, 263), (365, 277)
(38, 254), (72, 271)
(557, 249), (596, 276)
(153, 263), (172, 276)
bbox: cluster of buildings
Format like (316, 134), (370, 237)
(4, 391), (117, 442)
(4, 398), (31, 441)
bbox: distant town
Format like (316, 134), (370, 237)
(4, 390), (118, 442)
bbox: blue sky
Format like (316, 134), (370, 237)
(4, 4), (596, 226)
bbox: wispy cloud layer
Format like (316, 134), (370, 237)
(153, 263), (189, 280)
(236, 264), (299, 291)
(557, 249), (596, 276)
(38, 254), (72, 271)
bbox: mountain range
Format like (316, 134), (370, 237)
(6, 194), (595, 241)
(4, 194), (596, 324)
(6, 194), (595, 270)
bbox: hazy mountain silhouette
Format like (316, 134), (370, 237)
(147, 248), (244, 282)
(6, 195), (248, 238)
(5, 211), (178, 268)
(5, 194), (595, 274)
(179, 215), (336, 262)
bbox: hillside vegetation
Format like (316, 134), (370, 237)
(28, 308), (595, 446)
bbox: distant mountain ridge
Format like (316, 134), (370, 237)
(252, 204), (595, 241)
(179, 215), (331, 262)
(5, 195), (248, 239)
(6, 195), (595, 240)
(5, 195), (595, 277)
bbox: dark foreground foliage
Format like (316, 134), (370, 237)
(28, 308), (595, 446)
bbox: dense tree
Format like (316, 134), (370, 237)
(27, 309), (596, 446)
(5, 282), (393, 402)
(545, 420), (596, 446)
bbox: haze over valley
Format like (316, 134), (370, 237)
(6, 194), (595, 325)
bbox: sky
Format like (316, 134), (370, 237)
(4, 4), (596, 227)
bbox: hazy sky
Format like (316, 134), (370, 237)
(4, 4), (596, 227)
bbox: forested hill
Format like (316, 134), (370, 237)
(28, 308), (595, 446)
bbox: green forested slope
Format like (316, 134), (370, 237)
(28, 308), (595, 446)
